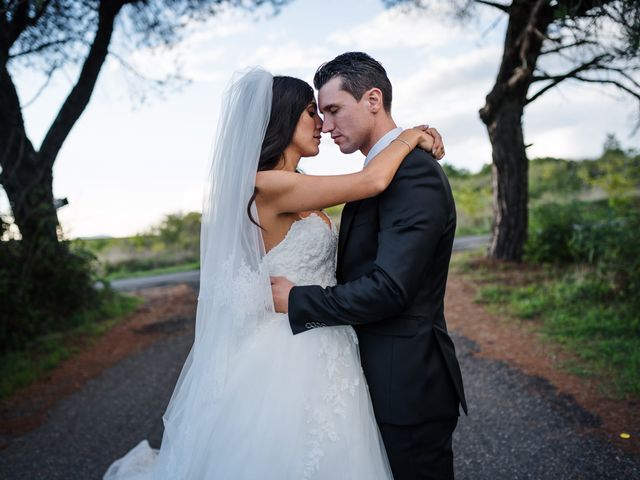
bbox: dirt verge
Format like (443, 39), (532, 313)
(0, 284), (196, 449)
(445, 273), (639, 455)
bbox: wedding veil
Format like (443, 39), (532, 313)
(153, 68), (274, 475)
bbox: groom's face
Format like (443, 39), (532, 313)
(318, 77), (374, 155)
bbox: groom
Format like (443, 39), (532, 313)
(271, 52), (467, 479)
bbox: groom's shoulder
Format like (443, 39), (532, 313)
(392, 148), (453, 199)
(398, 147), (444, 178)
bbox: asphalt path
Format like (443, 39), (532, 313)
(1, 294), (638, 479)
(109, 234), (491, 292)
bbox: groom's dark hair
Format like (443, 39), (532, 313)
(314, 52), (392, 112)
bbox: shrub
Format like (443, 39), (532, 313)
(525, 201), (584, 263)
(526, 199), (640, 301)
(0, 240), (104, 352)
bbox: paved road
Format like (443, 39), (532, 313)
(109, 269), (200, 292)
(109, 234), (491, 292)
(1, 294), (638, 479)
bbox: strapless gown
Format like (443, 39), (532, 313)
(104, 213), (392, 479)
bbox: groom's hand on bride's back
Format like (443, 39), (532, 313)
(271, 276), (294, 313)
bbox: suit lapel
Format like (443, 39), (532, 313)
(337, 200), (362, 272)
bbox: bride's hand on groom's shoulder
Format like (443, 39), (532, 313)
(413, 124), (445, 160)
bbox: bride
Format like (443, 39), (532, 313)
(104, 68), (443, 480)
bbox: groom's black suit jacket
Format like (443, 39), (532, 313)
(288, 148), (467, 425)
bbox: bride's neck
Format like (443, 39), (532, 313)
(275, 151), (301, 172)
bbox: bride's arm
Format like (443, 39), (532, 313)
(256, 127), (435, 214)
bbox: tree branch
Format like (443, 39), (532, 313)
(527, 54), (619, 103)
(474, 0), (510, 13)
(9, 38), (71, 59)
(539, 39), (597, 55)
(573, 74), (640, 101)
(22, 66), (57, 109)
(38, 1), (124, 168)
(532, 53), (609, 80)
(507, 0), (555, 88)
(6, 1), (30, 48)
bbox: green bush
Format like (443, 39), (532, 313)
(79, 211), (202, 276)
(525, 201), (585, 263)
(0, 240), (105, 352)
(446, 163), (493, 236)
(529, 157), (585, 200)
(526, 199), (640, 301)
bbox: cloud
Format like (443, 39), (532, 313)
(390, 45), (501, 163)
(327, 7), (453, 50)
(240, 43), (332, 77)
(326, 2), (504, 51)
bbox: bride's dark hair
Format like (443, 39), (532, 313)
(247, 75), (315, 229)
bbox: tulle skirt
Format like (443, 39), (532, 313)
(104, 313), (392, 479)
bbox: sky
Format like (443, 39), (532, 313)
(3, 0), (639, 239)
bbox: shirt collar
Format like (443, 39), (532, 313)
(363, 127), (404, 167)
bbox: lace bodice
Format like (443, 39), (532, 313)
(103, 212), (392, 480)
(264, 213), (338, 287)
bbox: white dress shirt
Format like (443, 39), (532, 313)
(363, 127), (404, 167)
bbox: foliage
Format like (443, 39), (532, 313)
(444, 135), (640, 237)
(6, 0), (289, 97)
(0, 288), (141, 399)
(77, 211), (202, 277)
(0, 240), (106, 352)
(445, 163), (493, 236)
(528, 157), (584, 200)
(149, 211), (201, 252)
(453, 254), (640, 397)
(441, 163), (472, 179)
(526, 198), (639, 297)
(579, 135), (640, 206)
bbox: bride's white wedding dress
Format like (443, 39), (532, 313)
(104, 212), (392, 479)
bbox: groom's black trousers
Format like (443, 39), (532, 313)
(379, 417), (458, 480)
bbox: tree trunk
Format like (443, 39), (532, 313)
(483, 100), (528, 260)
(478, 0), (555, 261)
(1, 148), (60, 251)
(0, 1), (123, 251)
(0, 59), (59, 252)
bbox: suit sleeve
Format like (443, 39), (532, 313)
(288, 149), (450, 335)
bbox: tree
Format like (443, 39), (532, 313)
(0, 0), (287, 346)
(391, 0), (640, 260)
(0, 0), (285, 255)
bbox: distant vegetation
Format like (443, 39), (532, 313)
(83, 135), (639, 282)
(77, 212), (201, 280)
(444, 134), (640, 237)
(452, 135), (640, 396)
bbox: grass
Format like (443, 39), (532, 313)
(452, 251), (640, 398)
(0, 289), (143, 401)
(105, 260), (200, 281)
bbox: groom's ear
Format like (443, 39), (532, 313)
(364, 88), (383, 114)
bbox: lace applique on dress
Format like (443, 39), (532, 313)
(265, 213), (365, 479)
(264, 213), (338, 288)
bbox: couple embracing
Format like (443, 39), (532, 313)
(105, 52), (467, 480)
